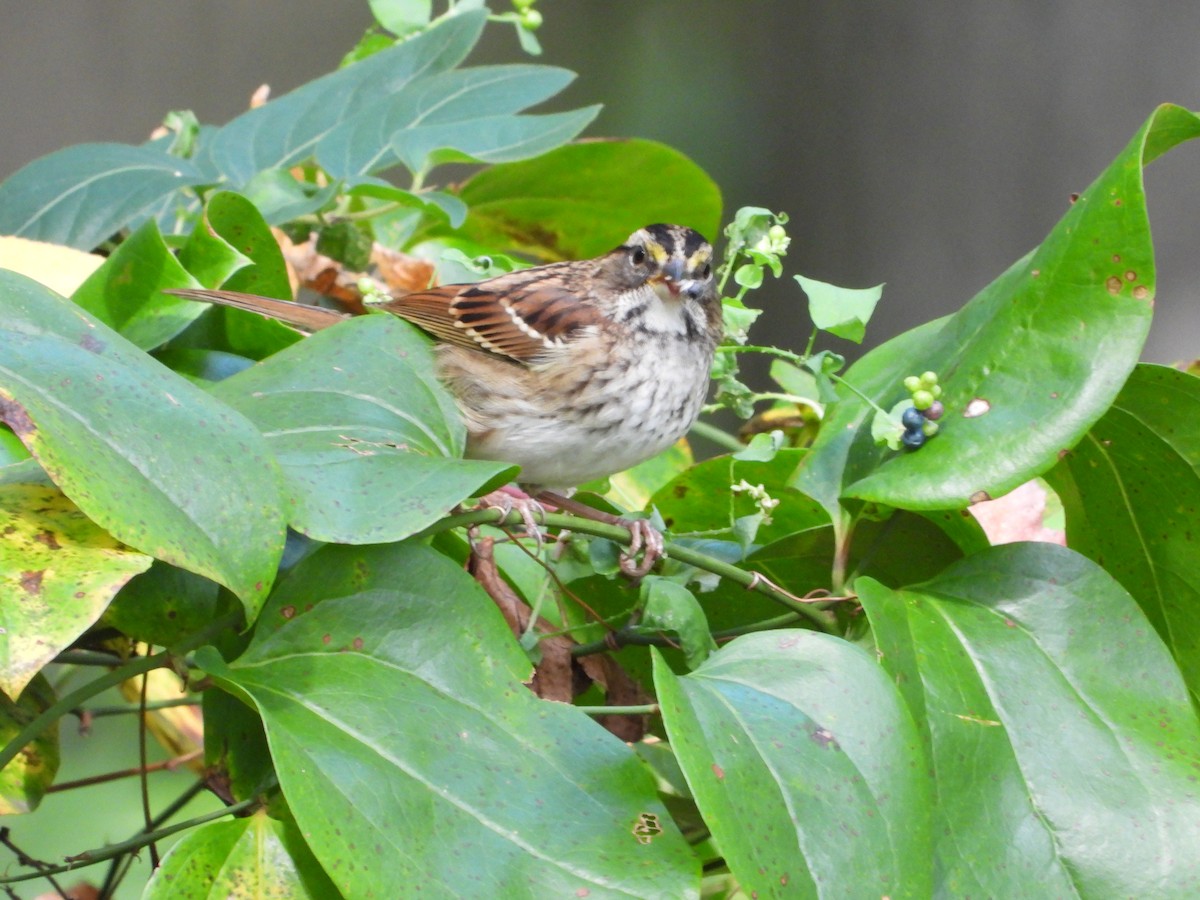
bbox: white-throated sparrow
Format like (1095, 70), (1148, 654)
(172, 224), (722, 496)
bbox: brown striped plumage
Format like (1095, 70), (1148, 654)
(171, 224), (721, 492)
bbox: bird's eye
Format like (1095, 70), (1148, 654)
(700, 262), (712, 279)
(631, 246), (647, 265)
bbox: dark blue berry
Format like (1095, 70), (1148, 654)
(923, 400), (945, 421)
(901, 407), (924, 430)
(902, 428), (926, 449)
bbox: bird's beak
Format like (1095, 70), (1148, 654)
(654, 259), (686, 298)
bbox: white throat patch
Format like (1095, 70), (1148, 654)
(618, 284), (688, 335)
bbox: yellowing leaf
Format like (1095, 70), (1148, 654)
(0, 235), (103, 297)
(0, 484), (152, 697)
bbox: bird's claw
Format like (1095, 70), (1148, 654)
(619, 518), (664, 579)
(476, 490), (546, 553)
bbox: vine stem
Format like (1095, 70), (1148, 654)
(0, 609), (242, 774)
(576, 704), (660, 716)
(412, 508), (838, 632)
(0, 791), (259, 886)
(570, 611), (806, 658)
(715, 344), (893, 419)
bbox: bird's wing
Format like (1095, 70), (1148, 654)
(166, 289), (348, 332)
(381, 269), (604, 364)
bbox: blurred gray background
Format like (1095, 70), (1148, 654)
(3, 1), (1199, 363)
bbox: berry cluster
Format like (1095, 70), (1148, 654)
(900, 371), (944, 449)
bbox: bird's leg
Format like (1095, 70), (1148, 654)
(534, 490), (664, 578)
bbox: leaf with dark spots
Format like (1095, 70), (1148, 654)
(1045, 363), (1200, 705)
(797, 104), (1200, 514)
(860, 543), (1200, 897)
(0, 674), (59, 814)
(654, 633), (930, 897)
(197, 541), (697, 898)
(211, 314), (514, 544)
(0, 483), (151, 697)
(0, 271), (285, 615)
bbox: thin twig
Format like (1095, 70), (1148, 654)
(138, 665), (160, 870)
(0, 827), (70, 898)
(0, 783), (257, 888)
(46, 750), (203, 794)
(81, 697), (200, 718)
(0, 609), (241, 774)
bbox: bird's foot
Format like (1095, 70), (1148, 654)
(474, 488), (547, 552)
(534, 490), (664, 578)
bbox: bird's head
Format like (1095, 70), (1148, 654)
(614, 224), (715, 304)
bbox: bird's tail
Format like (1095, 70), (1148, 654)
(166, 288), (349, 333)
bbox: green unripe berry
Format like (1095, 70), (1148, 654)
(919, 370), (939, 387)
(903, 375), (922, 393)
(520, 8), (543, 29)
(912, 389), (934, 410)
(512, 0), (535, 10)
(922, 420), (940, 437)
(930, 383), (942, 399)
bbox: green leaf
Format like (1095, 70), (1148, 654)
(796, 104), (1200, 515)
(70, 221), (208, 350)
(0, 273), (285, 615)
(732, 262), (763, 290)
(0, 143), (207, 251)
(0, 675), (58, 815)
(239, 168), (341, 225)
(369, 0), (432, 35)
(636, 577), (716, 669)
(650, 449), (827, 549)
(1044, 364), (1200, 705)
(211, 315), (514, 543)
(859, 543), (1200, 897)
(208, 10), (487, 184)
(451, 140), (723, 261)
(344, 180), (469, 229)
(144, 811), (338, 899)
(165, 192), (300, 360)
(315, 220), (373, 270)
(315, 65), (596, 178)
(769, 359), (820, 401)
(393, 107), (600, 175)
(654, 632), (931, 898)
(0, 484), (152, 697)
(719, 299), (762, 346)
(795, 274), (883, 344)
(598, 439), (693, 511)
(197, 541), (699, 899)
(202, 687), (274, 805)
(104, 561), (232, 648)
